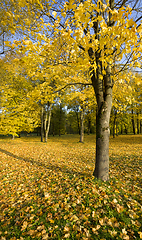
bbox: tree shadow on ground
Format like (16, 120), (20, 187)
(0, 147), (92, 178)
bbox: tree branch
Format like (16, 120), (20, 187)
(54, 82), (92, 93)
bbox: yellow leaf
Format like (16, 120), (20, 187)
(27, 229), (35, 235)
(99, 219), (104, 225)
(138, 232), (142, 239)
(42, 234), (49, 240)
(70, 215), (79, 222)
(64, 233), (70, 238)
(64, 226), (70, 232)
(52, 11), (57, 18)
(92, 225), (101, 232)
(21, 221), (28, 231)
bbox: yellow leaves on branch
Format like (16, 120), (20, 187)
(1, 0), (141, 99)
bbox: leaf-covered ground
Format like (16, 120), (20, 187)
(0, 134), (142, 240)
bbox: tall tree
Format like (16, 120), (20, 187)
(2, 0), (142, 180)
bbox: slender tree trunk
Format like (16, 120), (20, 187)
(137, 111), (139, 134)
(44, 109), (48, 139)
(116, 121), (118, 136)
(45, 103), (52, 142)
(41, 105), (44, 142)
(113, 110), (117, 138)
(124, 124), (128, 134)
(79, 107), (85, 143)
(140, 119), (142, 134)
(131, 109), (135, 135)
(121, 123), (123, 134)
(59, 103), (62, 137)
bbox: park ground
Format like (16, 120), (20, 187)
(0, 134), (142, 240)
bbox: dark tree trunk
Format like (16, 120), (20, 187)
(79, 107), (85, 143)
(69, 124), (72, 134)
(113, 110), (117, 138)
(137, 111), (140, 134)
(88, 0), (113, 181)
(91, 65), (113, 181)
(140, 119), (142, 134)
(121, 123), (123, 135)
(124, 124), (128, 134)
(59, 103), (62, 137)
(131, 109), (135, 135)
(41, 105), (44, 142)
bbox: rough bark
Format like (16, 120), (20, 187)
(87, 0), (114, 181)
(89, 47), (112, 181)
(94, 99), (112, 181)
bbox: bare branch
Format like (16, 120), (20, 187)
(54, 82), (92, 93)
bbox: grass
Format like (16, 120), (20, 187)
(0, 134), (142, 240)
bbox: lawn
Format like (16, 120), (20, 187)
(0, 134), (142, 240)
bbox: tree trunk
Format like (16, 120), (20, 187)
(137, 111), (139, 134)
(59, 103), (62, 137)
(92, 65), (112, 181)
(131, 109), (135, 135)
(41, 105), (44, 142)
(140, 119), (142, 134)
(93, 99), (112, 181)
(44, 108), (48, 139)
(88, 0), (114, 181)
(45, 103), (52, 142)
(124, 124), (128, 134)
(51, 112), (55, 136)
(113, 110), (117, 138)
(79, 107), (85, 143)
(121, 123), (123, 134)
